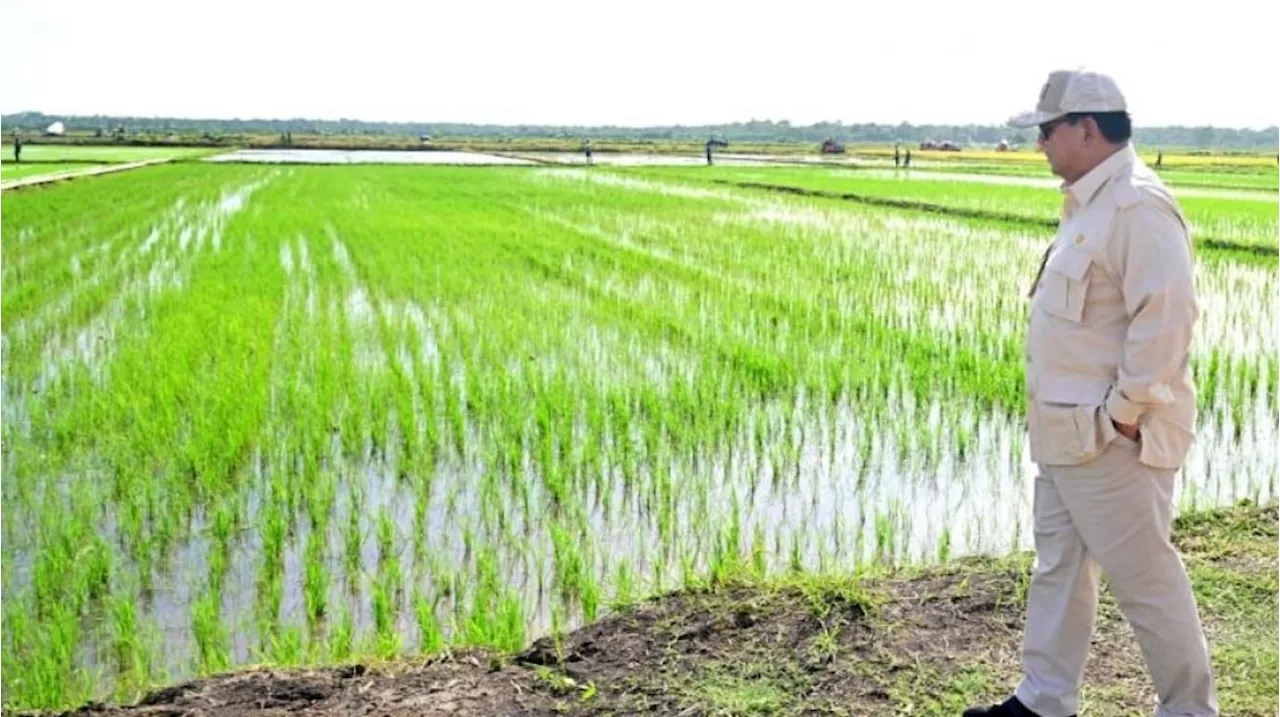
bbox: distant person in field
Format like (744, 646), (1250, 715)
(12, 133), (21, 163)
(965, 68), (1216, 717)
(583, 140), (593, 166)
(1156, 151), (1163, 168)
(902, 149), (911, 167)
(706, 140), (713, 165)
(894, 142), (901, 167)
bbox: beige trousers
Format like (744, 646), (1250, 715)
(1015, 434), (1218, 716)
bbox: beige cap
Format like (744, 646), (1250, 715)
(1009, 69), (1127, 128)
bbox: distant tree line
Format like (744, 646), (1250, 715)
(2, 112), (1276, 151)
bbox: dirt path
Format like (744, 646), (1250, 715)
(0, 159), (171, 192)
(23, 502), (1278, 717)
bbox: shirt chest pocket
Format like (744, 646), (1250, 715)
(1039, 245), (1093, 324)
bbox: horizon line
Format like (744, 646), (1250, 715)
(2, 110), (1277, 133)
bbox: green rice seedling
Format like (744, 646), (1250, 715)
(414, 591), (445, 654)
(268, 625), (306, 666)
(191, 589), (229, 674)
(326, 607), (354, 662)
(304, 527), (328, 628)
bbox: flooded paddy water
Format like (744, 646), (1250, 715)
(207, 149), (538, 165)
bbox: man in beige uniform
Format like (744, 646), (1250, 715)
(965, 70), (1217, 717)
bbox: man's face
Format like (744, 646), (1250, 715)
(1037, 116), (1085, 180)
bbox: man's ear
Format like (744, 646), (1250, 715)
(1081, 115), (1100, 144)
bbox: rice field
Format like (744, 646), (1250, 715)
(2, 163), (101, 181)
(892, 162), (1280, 192)
(861, 147), (1280, 170)
(1, 145), (216, 164)
(644, 165), (1280, 253)
(2, 162), (1276, 710)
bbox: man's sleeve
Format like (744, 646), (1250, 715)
(1102, 202), (1198, 425)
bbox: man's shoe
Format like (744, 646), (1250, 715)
(962, 696), (1072, 717)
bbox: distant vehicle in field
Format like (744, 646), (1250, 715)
(996, 139), (1010, 151)
(44, 121), (65, 137)
(919, 139), (962, 151)
(820, 138), (846, 154)
(705, 137), (729, 165)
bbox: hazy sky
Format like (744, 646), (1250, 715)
(2, 0), (1276, 128)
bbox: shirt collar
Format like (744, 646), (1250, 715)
(1062, 143), (1137, 210)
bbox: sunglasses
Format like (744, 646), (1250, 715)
(1038, 117), (1072, 141)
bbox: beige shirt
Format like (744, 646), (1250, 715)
(1026, 144), (1198, 469)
